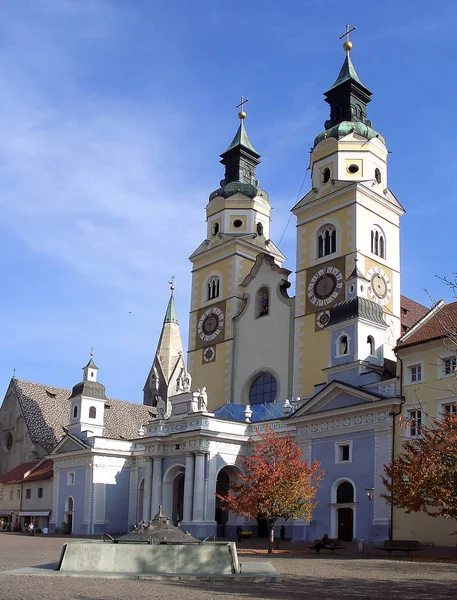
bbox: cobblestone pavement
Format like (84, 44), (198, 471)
(0, 533), (456, 599)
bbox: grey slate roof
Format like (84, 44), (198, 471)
(68, 380), (108, 401)
(12, 378), (154, 454)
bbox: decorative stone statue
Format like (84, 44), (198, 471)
(183, 370), (192, 392)
(156, 396), (166, 420)
(198, 387), (208, 412)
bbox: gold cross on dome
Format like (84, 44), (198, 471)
(339, 24), (357, 55)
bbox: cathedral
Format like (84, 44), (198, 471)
(3, 37), (448, 545)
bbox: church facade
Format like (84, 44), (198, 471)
(3, 40), (447, 544)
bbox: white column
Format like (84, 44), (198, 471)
(127, 463), (139, 528)
(50, 468), (60, 530)
(192, 452), (206, 522)
(183, 453), (195, 522)
(143, 458), (153, 521)
(150, 457), (163, 518)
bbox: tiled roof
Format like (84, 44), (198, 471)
(397, 301), (457, 348)
(0, 461), (39, 484)
(24, 459), (53, 482)
(12, 379), (155, 453)
(400, 295), (429, 334)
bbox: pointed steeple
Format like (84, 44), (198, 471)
(209, 103), (261, 201)
(143, 280), (190, 409)
(323, 52), (372, 131)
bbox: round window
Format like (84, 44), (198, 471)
(249, 373), (278, 405)
(347, 164), (359, 174)
(233, 219), (243, 228)
(4, 432), (13, 451)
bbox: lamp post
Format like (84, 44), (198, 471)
(365, 488), (375, 555)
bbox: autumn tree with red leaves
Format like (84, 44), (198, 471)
(382, 411), (457, 522)
(216, 428), (324, 553)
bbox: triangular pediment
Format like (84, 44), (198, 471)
(50, 433), (89, 455)
(293, 380), (385, 417)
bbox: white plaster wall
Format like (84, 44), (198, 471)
(232, 262), (293, 403)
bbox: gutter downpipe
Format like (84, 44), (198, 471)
(389, 347), (405, 541)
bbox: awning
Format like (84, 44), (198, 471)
(19, 511), (50, 517)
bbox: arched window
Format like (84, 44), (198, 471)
(367, 336), (375, 356)
(72, 405), (78, 419)
(207, 276), (220, 301)
(321, 167), (331, 183)
(371, 226), (385, 259)
(212, 222), (220, 236)
(89, 406), (96, 419)
(256, 222), (264, 236)
(339, 335), (349, 356)
(257, 286), (269, 317)
(317, 224), (337, 258)
(249, 373), (278, 405)
(375, 168), (382, 184)
(66, 496), (74, 512)
(336, 481), (354, 503)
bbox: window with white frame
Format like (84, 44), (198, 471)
(335, 441), (352, 464)
(441, 400), (457, 417)
(409, 364), (422, 383)
(67, 472), (75, 486)
(336, 334), (350, 357)
(370, 225), (386, 259)
(440, 356), (457, 377)
(207, 276), (220, 301)
(317, 224), (337, 258)
(408, 409), (422, 437)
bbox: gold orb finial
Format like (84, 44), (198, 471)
(238, 110), (246, 120)
(343, 40), (353, 52)
(168, 275), (175, 292)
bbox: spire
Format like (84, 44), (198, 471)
(322, 25), (373, 131)
(164, 277), (178, 324)
(209, 98), (261, 201)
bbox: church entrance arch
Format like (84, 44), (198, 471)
(65, 496), (74, 534)
(330, 478), (356, 541)
(162, 465), (185, 525)
(215, 465), (241, 537)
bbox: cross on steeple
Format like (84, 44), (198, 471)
(236, 96), (249, 120)
(339, 24), (357, 55)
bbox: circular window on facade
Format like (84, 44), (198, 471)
(249, 373), (278, 405)
(233, 219), (243, 228)
(3, 432), (13, 451)
(347, 164), (359, 174)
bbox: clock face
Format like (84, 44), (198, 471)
(308, 267), (343, 306)
(316, 310), (330, 329)
(367, 266), (391, 305)
(202, 346), (216, 363)
(197, 307), (224, 342)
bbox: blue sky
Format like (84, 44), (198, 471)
(1, 0), (456, 403)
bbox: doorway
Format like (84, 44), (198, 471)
(338, 507), (353, 541)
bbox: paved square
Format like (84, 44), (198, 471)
(0, 533), (456, 599)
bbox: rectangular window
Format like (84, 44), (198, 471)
(335, 441), (352, 463)
(67, 472), (75, 486)
(444, 357), (456, 375)
(16, 489), (21, 500)
(9, 489), (13, 500)
(443, 402), (457, 416)
(37, 487), (43, 499)
(410, 365), (422, 383)
(25, 488), (31, 500)
(408, 409), (422, 437)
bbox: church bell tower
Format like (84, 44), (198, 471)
(292, 28), (405, 398)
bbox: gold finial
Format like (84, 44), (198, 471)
(236, 96), (249, 120)
(339, 24), (356, 55)
(168, 275), (175, 292)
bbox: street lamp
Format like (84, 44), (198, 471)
(365, 488), (375, 555)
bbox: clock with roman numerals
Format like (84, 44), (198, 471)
(308, 267), (343, 306)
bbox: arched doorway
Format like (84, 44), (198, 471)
(65, 496), (74, 534)
(162, 465), (185, 525)
(215, 466), (241, 538)
(137, 478), (144, 522)
(336, 482), (354, 542)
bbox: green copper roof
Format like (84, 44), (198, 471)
(314, 121), (384, 148)
(223, 120), (259, 157)
(327, 55), (365, 92)
(164, 293), (178, 324)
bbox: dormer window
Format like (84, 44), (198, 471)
(371, 226), (385, 259)
(207, 276), (220, 301)
(317, 224), (337, 258)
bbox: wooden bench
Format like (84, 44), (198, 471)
(310, 538), (344, 554)
(376, 540), (423, 556)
